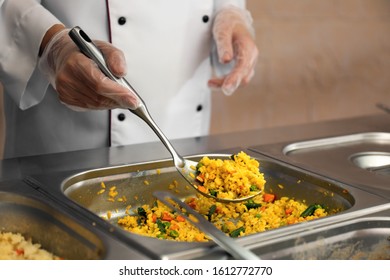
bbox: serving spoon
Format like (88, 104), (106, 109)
(153, 191), (260, 260)
(68, 26), (261, 203)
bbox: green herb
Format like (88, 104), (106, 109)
(244, 201), (262, 209)
(156, 219), (170, 234)
(250, 185), (258, 191)
(221, 224), (229, 233)
(137, 207), (147, 218)
(209, 189), (218, 197)
(196, 162), (204, 174)
(300, 204), (323, 217)
(230, 226), (245, 238)
(136, 217), (144, 225)
(169, 230), (179, 238)
(156, 233), (166, 239)
(207, 205), (217, 221)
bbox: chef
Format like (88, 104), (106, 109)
(0, 0), (258, 159)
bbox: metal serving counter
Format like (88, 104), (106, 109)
(0, 114), (389, 260)
(1, 114), (389, 182)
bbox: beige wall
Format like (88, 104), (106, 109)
(210, 0), (390, 135)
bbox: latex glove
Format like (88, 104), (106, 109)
(38, 28), (139, 110)
(209, 6), (258, 96)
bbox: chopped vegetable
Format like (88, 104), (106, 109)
(162, 211), (173, 221)
(197, 185), (207, 194)
(263, 193), (275, 203)
(209, 189), (218, 197)
(156, 219), (171, 234)
(176, 215), (186, 222)
(300, 203), (323, 217)
(230, 226), (245, 238)
(137, 207), (147, 218)
(244, 200), (262, 209)
(207, 205), (217, 221)
(169, 230), (179, 238)
(15, 249), (24, 256)
(221, 223), (229, 233)
(196, 162), (204, 174)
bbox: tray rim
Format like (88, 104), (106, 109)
(283, 132), (390, 155)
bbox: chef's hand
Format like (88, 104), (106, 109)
(38, 26), (138, 110)
(209, 6), (258, 96)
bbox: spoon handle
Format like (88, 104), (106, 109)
(68, 26), (184, 167)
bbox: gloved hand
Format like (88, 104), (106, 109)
(209, 5), (258, 96)
(38, 28), (139, 110)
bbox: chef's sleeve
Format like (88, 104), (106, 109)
(0, 0), (61, 110)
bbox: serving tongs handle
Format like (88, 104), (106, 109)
(68, 26), (185, 167)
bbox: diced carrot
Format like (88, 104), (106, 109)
(162, 212), (173, 221)
(263, 193), (275, 203)
(152, 213), (157, 223)
(188, 201), (197, 209)
(170, 223), (179, 230)
(285, 208), (293, 215)
(176, 215), (186, 222)
(287, 218), (298, 225)
(15, 249), (24, 256)
(197, 185), (207, 194)
(186, 197), (197, 209)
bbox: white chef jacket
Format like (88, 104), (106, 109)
(0, 0), (247, 159)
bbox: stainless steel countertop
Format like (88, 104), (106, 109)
(1, 114), (389, 182)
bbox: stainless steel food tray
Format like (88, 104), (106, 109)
(24, 149), (390, 259)
(250, 132), (390, 199)
(0, 180), (150, 259)
(250, 215), (390, 260)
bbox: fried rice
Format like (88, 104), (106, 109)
(195, 151), (266, 200)
(117, 152), (329, 242)
(0, 232), (61, 260)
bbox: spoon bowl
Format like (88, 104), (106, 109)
(171, 157), (261, 203)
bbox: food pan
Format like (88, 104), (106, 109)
(44, 150), (390, 259)
(250, 215), (390, 260)
(250, 132), (390, 199)
(0, 193), (103, 260)
(0, 180), (151, 260)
